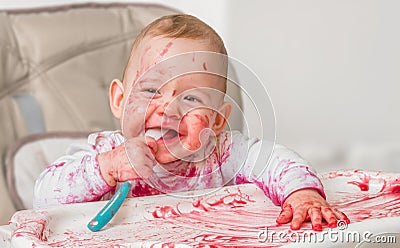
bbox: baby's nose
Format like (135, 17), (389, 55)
(156, 99), (182, 119)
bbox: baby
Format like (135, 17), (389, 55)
(34, 14), (348, 231)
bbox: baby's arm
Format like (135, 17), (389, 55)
(254, 144), (326, 205)
(221, 132), (323, 205)
(33, 141), (114, 209)
(221, 131), (348, 230)
(33, 131), (158, 208)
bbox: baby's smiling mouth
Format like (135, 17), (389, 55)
(162, 129), (179, 139)
(145, 128), (179, 142)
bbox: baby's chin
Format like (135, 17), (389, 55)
(154, 146), (200, 165)
(155, 154), (179, 164)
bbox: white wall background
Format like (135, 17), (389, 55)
(2, 0), (399, 173)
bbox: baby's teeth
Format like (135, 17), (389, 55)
(145, 129), (166, 140)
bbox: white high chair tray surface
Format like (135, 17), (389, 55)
(1, 170), (399, 247)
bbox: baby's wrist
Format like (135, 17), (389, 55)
(286, 187), (324, 201)
(98, 151), (118, 187)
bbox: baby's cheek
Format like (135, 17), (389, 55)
(123, 96), (154, 137)
(182, 113), (211, 151)
(126, 94), (151, 113)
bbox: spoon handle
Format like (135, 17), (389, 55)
(87, 181), (131, 232)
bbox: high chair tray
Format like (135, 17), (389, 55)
(4, 170), (400, 247)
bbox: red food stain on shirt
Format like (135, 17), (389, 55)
(131, 181), (161, 197)
(186, 166), (197, 177)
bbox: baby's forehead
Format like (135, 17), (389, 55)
(128, 37), (228, 90)
(135, 36), (222, 63)
(174, 73), (226, 90)
(143, 72), (226, 90)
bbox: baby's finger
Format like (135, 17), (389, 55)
(118, 167), (138, 181)
(321, 206), (338, 228)
(290, 206), (308, 230)
(127, 153), (150, 176)
(308, 207), (323, 231)
(276, 205), (293, 224)
(132, 158), (154, 179)
(332, 208), (350, 224)
(138, 166), (153, 179)
(145, 136), (158, 154)
(143, 156), (157, 170)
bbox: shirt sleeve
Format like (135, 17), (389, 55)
(220, 131), (325, 206)
(33, 133), (115, 209)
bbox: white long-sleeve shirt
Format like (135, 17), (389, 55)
(33, 130), (324, 209)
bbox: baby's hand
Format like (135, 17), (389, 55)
(276, 189), (350, 231)
(99, 136), (158, 186)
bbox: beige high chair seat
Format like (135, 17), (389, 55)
(0, 3), (242, 225)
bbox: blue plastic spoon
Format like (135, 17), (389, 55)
(87, 181), (131, 231)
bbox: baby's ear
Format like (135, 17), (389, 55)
(109, 79), (125, 119)
(212, 102), (232, 135)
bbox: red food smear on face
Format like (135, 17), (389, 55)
(144, 45), (151, 54)
(202, 62), (207, 71)
(160, 42), (173, 57)
(193, 114), (209, 126)
(204, 115), (209, 125)
(132, 70), (140, 85)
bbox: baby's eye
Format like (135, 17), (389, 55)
(184, 95), (201, 103)
(145, 88), (160, 94)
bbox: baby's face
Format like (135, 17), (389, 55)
(121, 37), (230, 164)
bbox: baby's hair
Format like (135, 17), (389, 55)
(123, 14), (228, 86)
(132, 14), (227, 55)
